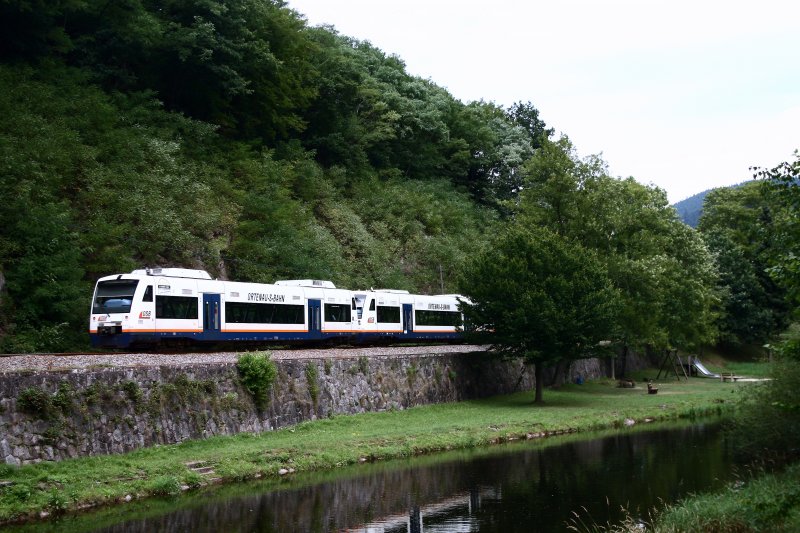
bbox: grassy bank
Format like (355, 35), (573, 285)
(0, 376), (744, 524)
(594, 462), (800, 532)
(654, 462), (800, 532)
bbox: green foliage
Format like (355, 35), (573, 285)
(17, 387), (54, 419)
(517, 137), (719, 352)
(170, 374), (216, 402)
(0, 7), (510, 351)
(46, 489), (69, 513)
(698, 181), (790, 346)
(460, 225), (619, 401)
(236, 352), (277, 411)
(305, 362), (319, 406)
(730, 328), (800, 462)
(52, 383), (75, 415)
(122, 381), (143, 404)
(146, 476), (182, 498)
(756, 152), (800, 307)
(0, 0), (733, 363)
(652, 463), (800, 533)
(357, 356), (370, 376)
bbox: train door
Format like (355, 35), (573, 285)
(403, 303), (414, 335)
(307, 299), (322, 339)
(203, 294), (221, 340)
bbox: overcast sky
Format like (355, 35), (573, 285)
(288, 0), (799, 203)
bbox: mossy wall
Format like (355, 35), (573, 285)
(0, 352), (603, 465)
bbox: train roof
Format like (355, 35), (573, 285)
(129, 268), (212, 280)
(274, 279), (337, 289)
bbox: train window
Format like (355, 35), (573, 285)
(377, 306), (400, 323)
(142, 285), (153, 302)
(414, 310), (462, 327)
(324, 303), (352, 323)
(369, 299), (376, 311)
(225, 302), (305, 324)
(156, 296), (199, 319)
(93, 280), (139, 314)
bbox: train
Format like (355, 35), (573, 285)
(89, 268), (466, 348)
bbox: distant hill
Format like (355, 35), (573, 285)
(673, 181), (755, 227)
(673, 189), (712, 227)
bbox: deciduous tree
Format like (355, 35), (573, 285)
(460, 226), (618, 402)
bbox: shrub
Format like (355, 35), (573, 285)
(730, 355), (800, 463)
(122, 381), (143, 403)
(18, 387), (53, 419)
(236, 352), (278, 411)
(51, 383), (74, 415)
(358, 356), (369, 375)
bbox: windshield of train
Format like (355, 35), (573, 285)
(92, 280), (139, 314)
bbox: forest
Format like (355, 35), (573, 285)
(0, 0), (798, 368)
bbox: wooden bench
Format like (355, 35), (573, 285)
(720, 372), (738, 382)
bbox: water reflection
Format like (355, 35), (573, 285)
(25, 421), (734, 533)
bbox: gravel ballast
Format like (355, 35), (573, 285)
(0, 344), (489, 374)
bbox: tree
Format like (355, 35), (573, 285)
(506, 101), (553, 149)
(697, 181), (790, 346)
(518, 139), (720, 353)
(459, 226), (619, 403)
(756, 152), (800, 305)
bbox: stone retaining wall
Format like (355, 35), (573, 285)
(0, 352), (605, 465)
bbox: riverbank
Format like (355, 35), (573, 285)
(0, 376), (743, 525)
(651, 462), (800, 532)
(593, 461), (800, 532)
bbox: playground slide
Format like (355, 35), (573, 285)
(691, 359), (720, 378)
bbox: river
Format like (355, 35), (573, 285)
(7, 420), (736, 532)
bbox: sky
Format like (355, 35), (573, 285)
(288, 0), (799, 203)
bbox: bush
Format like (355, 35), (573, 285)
(52, 383), (74, 415)
(122, 381), (143, 403)
(236, 352), (278, 411)
(730, 346), (800, 463)
(357, 356), (369, 375)
(17, 387), (53, 419)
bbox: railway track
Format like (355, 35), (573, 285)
(0, 344), (487, 373)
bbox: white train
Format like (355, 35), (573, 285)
(89, 268), (465, 348)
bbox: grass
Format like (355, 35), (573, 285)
(0, 374), (748, 525)
(584, 463), (800, 533)
(696, 348), (774, 378)
(653, 462), (800, 532)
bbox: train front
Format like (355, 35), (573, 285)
(89, 273), (147, 348)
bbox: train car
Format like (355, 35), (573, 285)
(353, 290), (463, 342)
(89, 268), (466, 348)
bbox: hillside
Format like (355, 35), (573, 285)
(673, 189), (712, 227)
(673, 181), (755, 227)
(0, 0), (766, 355)
(0, 1), (551, 351)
